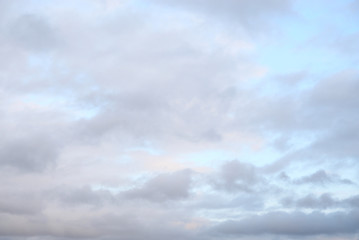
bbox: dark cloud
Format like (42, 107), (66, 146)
(344, 195), (359, 209)
(280, 194), (359, 211)
(213, 210), (359, 236)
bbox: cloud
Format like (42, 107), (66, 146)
(0, 191), (44, 215)
(344, 195), (359, 209)
(349, 0), (359, 14)
(259, 69), (359, 174)
(192, 192), (264, 211)
(0, 194), (199, 240)
(50, 185), (115, 207)
(294, 170), (354, 185)
(152, 0), (293, 32)
(213, 210), (359, 236)
(281, 193), (337, 210)
(0, 99), (70, 172)
(0, 1), (358, 240)
(281, 193), (359, 210)
(8, 14), (60, 52)
(210, 160), (262, 193)
(0, 134), (59, 172)
(123, 169), (193, 202)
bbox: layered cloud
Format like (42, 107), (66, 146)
(0, 0), (358, 240)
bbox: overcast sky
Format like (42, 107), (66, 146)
(1, 0), (359, 239)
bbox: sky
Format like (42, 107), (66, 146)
(0, 0), (359, 239)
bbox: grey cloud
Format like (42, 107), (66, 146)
(213, 210), (359, 236)
(200, 129), (222, 142)
(50, 186), (115, 207)
(0, 0), (260, 172)
(0, 0), (18, 22)
(277, 171), (290, 181)
(281, 193), (337, 210)
(57, 14), (250, 145)
(256, 70), (358, 133)
(152, 0), (292, 31)
(274, 71), (308, 86)
(259, 70), (359, 173)
(123, 169), (193, 202)
(0, 99), (71, 173)
(295, 170), (334, 185)
(277, 170), (354, 186)
(281, 194), (359, 210)
(294, 194), (336, 209)
(0, 1), (357, 240)
(75, 90), (170, 143)
(300, 72), (359, 161)
(296, 170), (355, 185)
(92, 214), (197, 240)
(307, 123), (359, 162)
(193, 193), (264, 211)
(0, 191), (44, 215)
(74, 76), (240, 145)
(8, 14), (59, 51)
(0, 135), (59, 172)
(308, 70), (359, 113)
(344, 195), (359, 209)
(349, 0), (359, 14)
(0, 200), (199, 240)
(0, 213), (101, 239)
(331, 32), (359, 59)
(210, 160), (261, 192)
